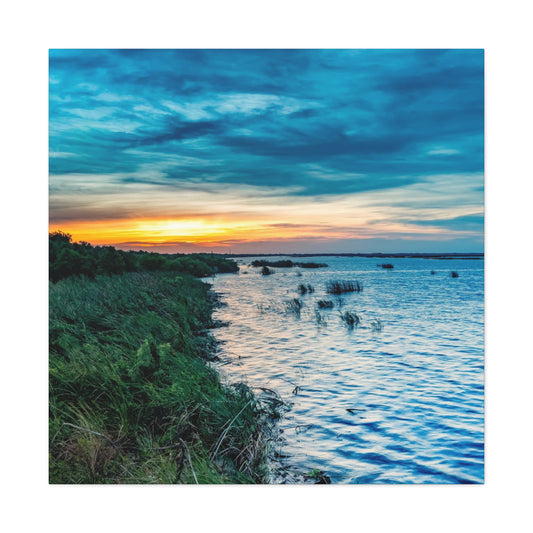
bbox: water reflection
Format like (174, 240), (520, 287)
(212, 256), (484, 484)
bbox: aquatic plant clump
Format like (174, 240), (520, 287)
(341, 310), (361, 328)
(298, 284), (314, 295)
(451, 271), (459, 278)
(317, 300), (334, 309)
(326, 280), (363, 294)
(298, 262), (328, 269)
(370, 319), (383, 332)
(252, 259), (294, 268)
(261, 266), (273, 275)
(315, 310), (327, 326)
(251, 260), (328, 269)
(380, 263), (394, 269)
(285, 298), (303, 317)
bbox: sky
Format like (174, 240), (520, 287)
(49, 49), (484, 254)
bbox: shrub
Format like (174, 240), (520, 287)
(49, 232), (239, 282)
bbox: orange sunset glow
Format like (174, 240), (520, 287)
(49, 50), (484, 254)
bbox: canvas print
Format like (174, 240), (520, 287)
(49, 49), (484, 484)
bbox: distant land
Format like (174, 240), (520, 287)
(223, 253), (484, 260)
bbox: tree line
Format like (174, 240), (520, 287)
(49, 231), (239, 282)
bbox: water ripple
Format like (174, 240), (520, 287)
(212, 256), (484, 483)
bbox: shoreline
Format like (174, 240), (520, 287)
(49, 270), (272, 484)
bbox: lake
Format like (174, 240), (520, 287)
(211, 255), (484, 484)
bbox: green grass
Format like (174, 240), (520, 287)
(49, 271), (268, 484)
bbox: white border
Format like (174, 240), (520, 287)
(4, 1), (533, 531)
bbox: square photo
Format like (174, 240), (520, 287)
(49, 49), (484, 484)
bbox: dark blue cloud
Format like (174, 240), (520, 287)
(49, 48), (484, 219)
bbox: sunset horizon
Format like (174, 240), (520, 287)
(49, 49), (484, 254)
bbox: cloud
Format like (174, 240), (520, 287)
(49, 49), (484, 251)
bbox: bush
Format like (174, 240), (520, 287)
(49, 232), (239, 282)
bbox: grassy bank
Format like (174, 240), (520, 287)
(49, 236), (268, 484)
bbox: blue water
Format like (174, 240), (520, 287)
(211, 256), (484, 483)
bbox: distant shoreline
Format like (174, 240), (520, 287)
(224, 253), (484, 260)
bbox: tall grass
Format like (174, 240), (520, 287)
(298, 284), (314, 295)
(285, 298), (303, 317)
(340, 310), (361, 328)
(326, 280), (363, 294)
(50, 272), (269, 483)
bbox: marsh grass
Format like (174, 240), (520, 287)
(340, 310), (362, 328)
(298, 284), (314, 295)
(326, 280), (363, 294)
(285, 298), (303, 318)
(315, 310), (327, 326)
(49, 271), (270, 484)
